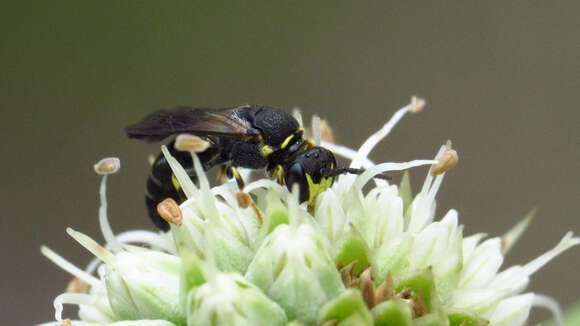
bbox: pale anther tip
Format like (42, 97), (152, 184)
(66, 277), (91, 294)
(156, 198), (183, 226)
(236, 191), (253, 208)
(410, 96), (426, 113)
(60, 319), (73, 326)
(430, 149), (459, 176)
(320, 119), (335, 144)
(175, 134), (210, 153)
(94, 157), (121, 175)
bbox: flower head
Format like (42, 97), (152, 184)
(40, 98), (578, 326)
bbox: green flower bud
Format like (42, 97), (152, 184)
(105, 249), (184, 325)
(245, 224), (344, 324)
(187, 273), (287, 326)
(317, 289), (373, 326)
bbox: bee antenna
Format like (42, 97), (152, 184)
(325, 167), (391, 181)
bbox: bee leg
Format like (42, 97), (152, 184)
(226, 166), (246, 190)
(272, 165), (285, 185)
(217, 165), (229, 184)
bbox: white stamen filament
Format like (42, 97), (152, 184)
(532, 294), (563, 326)
(311, 115), (321, 146)
(350, 102), (414, 169)
(53, 293), (97, 321)
(161, 145), (197, 199)
(66, 228), (116, 266)
(40, 246), (100, 287)
(98, 175), (122, 252)
(354, 159), (437, 190)
(523, 232), (580, 276)
(321, 141), (376, 168)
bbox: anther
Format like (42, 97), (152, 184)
(320, 119), (335, 144)
(409, 96), (426, 113)
(66, 277), (91, 294)
(60, 320), (73, 326)
(236, 191), (252, 208)
(93, 157), (121, 175)
(430, 149), (459, 176)
(156, 198), (183, 226)
(174, 134), (210, 152)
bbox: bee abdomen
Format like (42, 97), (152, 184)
(145, 143), (194, 230)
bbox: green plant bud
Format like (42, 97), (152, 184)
(372, 298), (413, 326)
(187, 273), (287, 326)
(245, 224), (344, 324)
(317, 289), (373, 326)
(105, 250), (184, 325)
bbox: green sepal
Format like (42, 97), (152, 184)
(263, 190), (289, 235)
(446, 310), (489, 326)
(186, 273), (288, 326)
(334, 224), (372, 275)
(395, 268), (437, 314)
(179, 250), (206, 310)
(285, 321), (306, 326)
(413, 313), (450, 326)
(317, 289), (373, 326)
(399, 171), (413, 214)
(372, 298), (413, 326)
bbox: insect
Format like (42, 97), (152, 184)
(126, 105), (384, 230)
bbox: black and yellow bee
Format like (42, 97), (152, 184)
(126, 105), (378, 230)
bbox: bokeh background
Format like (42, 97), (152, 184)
(1, 1), (578, 325)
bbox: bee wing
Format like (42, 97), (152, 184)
(125, 107), (259, 143)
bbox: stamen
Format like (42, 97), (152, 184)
(175, 134), (210, 153)
(60, 320), (72, 326)
(409, 96), (426, 113)
(235, 192), (252, 208)
(157, 198), (183, 226)
(430, 149), (459, 176)
(40, 246), (100, 287)
(311, 115), (321, 145)
(97, 174), (122, 253)
(66, 228), (116, 266)
(523, 232), (580, 276)
(354, 160), (438, 190)
(501, 209), (536, 255)
(53, 293), (96, 321)
(320, 119), (335, 144)
(161, 145), (197, 199)
(115, 230), (173, 252)
(350, 97), (425, 169)
(65, 277), (91, 294)
(292, 108), (304, 127)
(532, 294), (563, 326)
(93, 157), (120, 175)
(321, 141), (375, 168)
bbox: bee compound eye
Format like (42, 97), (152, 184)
(284, 162), (309, 203)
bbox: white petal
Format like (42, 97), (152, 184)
(462, 233), (487, 261)
(486, 293), (534, 326)
(459, 238), (503, 289)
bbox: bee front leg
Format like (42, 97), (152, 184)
(226, 166), (246, 190)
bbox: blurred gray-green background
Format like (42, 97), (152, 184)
(1, 1), (578, 325)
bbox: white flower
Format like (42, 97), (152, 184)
(40, 98), (578, 326)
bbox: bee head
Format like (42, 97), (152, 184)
(284, 147), (337, 205)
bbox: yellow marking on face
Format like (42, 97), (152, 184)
(260, 144), (275, 157)
(305, 174), (334, 206)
